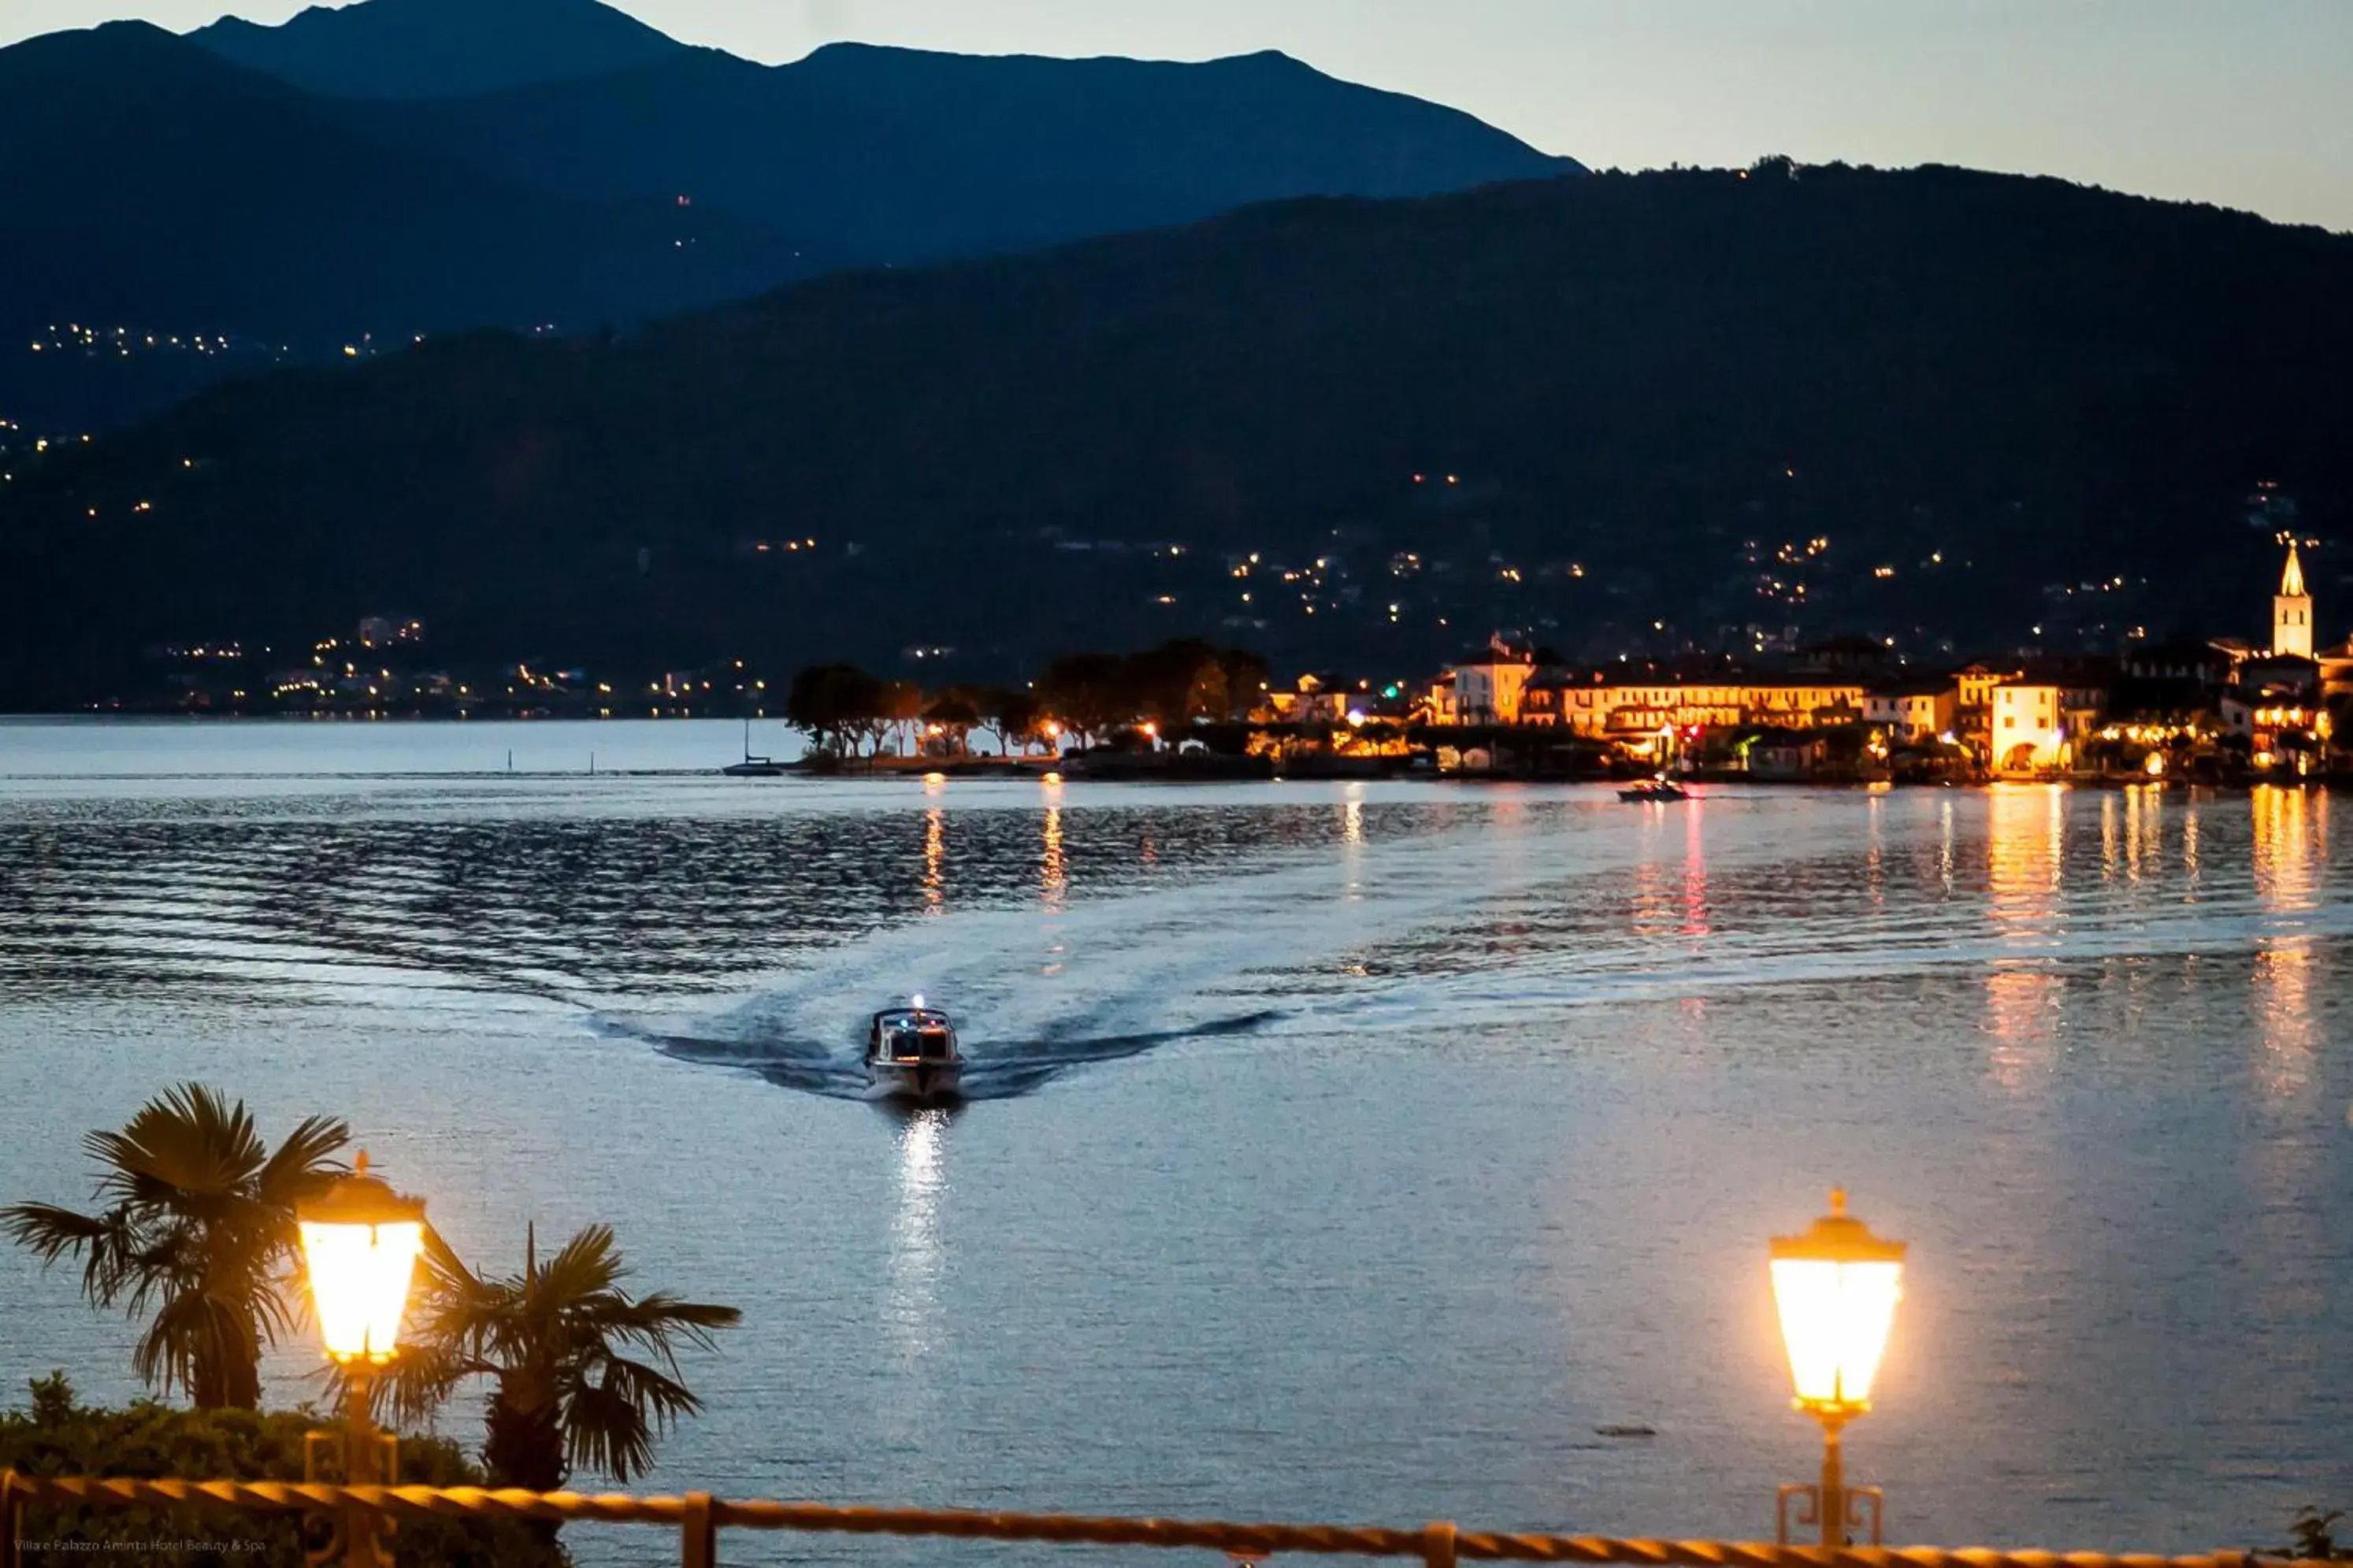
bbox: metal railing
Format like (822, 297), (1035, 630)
(0, 1473), (2319, 1568)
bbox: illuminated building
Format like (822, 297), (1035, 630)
(2273, 538), (2314, 659)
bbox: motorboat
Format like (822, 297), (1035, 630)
(1617, 778), (1691, 803)
(865, 999), (963, 1102)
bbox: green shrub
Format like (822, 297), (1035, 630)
(1, 1373), (565, 1567)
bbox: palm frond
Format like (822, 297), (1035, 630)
(581, 1352), (704, 1426)
(254, 1114), (351, 1207)
(90, 1084), (268, 1207)
(562, 1374), (661, 1482)
(2, 1201), (117, 1264)
(589, 1293), (743, 1371)
(535, 1225), (626, 1303)
(3, 1202), (155, 1307)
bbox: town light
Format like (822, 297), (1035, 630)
(1769, 1188), (1905, 1546)
(296, 1152), (426, 1568)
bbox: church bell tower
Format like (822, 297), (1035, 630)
(2273, 539), (2314, 659)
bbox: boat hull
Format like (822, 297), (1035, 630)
(864, 1061), (963, 1102)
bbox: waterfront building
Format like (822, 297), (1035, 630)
(1862, 678), (1957, 743)
(1517, 669), (1575, 727)
(1989, 667), (2110, 775)
(1947, 661), (2019, 761)
(1541, 669), (1867, 743)
(1265, 673), (1349, 725)
(2124, 639), (2233, 687)
(1447, 635), (1536, 724)
(2317, 639), (2353, 702)
(2212, 539), (2335, 772)
(2273, 539), (2314, 659)
(1422, 672), (1459, 725)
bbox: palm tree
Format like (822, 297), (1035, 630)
(392, 1224), (740, 1496)
(3, 1084), (348, 1409)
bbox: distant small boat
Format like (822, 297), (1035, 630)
(1618, 778), (1690, 803)
(865, 1000), (963, 1103)
(723, 717), (786, 777)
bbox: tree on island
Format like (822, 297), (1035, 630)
(1214, 647), (1271, 721)
(978, 687), (1042, 756)
(2, 1084), (348, 1410)
(922, 689), (982, 755)
(1035, 651), (1131, 748)
(784, 662), (883, 757)
(867, 678), (924, 757)
(389, 1225), (739, 1517)
(1125, 639), (1223, 732)
(1126, 638), (1271, 730)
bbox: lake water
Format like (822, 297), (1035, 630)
(0, 718), (2346, 1564)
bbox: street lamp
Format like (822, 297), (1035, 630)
(1769, 1188), (1905, 1547)
(297, 1151), (426, 1568)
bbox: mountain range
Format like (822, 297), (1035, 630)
(0, 0), (1572, 432)
(6, 162), (2348, 707)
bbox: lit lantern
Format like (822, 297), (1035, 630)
(1768, 1188), (1905, 1547)
(298, 1151), (426, 1366)
(1769, 1188), (1905, 1415)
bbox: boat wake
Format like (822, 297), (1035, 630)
(590, 792), (1858, 1099)
(632, 1010), (1278, 1102)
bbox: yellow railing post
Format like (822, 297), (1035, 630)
(682, 1491), (717, 1568)
(1421, 1520), (1457, 1568)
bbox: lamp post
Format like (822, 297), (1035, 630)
(296, 1151), (427, 1568)
(1768, 1188), (1905, 1548)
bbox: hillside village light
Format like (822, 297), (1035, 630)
(1769, 1188), (1905, 1546)
(297, 1151), (427, 1568)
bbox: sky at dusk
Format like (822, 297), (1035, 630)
(14, 0), (2353, 233)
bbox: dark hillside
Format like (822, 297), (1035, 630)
(5, 165), (2347, 705)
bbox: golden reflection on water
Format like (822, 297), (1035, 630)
(922, 806), (945, 915)
(1041, 804), (1066, 914)
(1864, 792), (1885, 912)
(1984, 785), (2066, 1088)
(1341, 784), (1366, 903)
(1038, 803), (1067, 974)
(1937, 795), (1955, 893)
(1628, 854), (1673, 939)
(2250, 788), (2325, 1099)
(1680, 795), (1710, 937)
(1987, 785), (2065, 943)
(2097, 788), (2164, 888)
(2125, 784), (2158, 884)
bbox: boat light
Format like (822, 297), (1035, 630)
(911, 993), (926, 1010)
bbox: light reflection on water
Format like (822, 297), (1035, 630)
(887, 1110), (948, 1367)
(0, 759), (2346, 1559)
